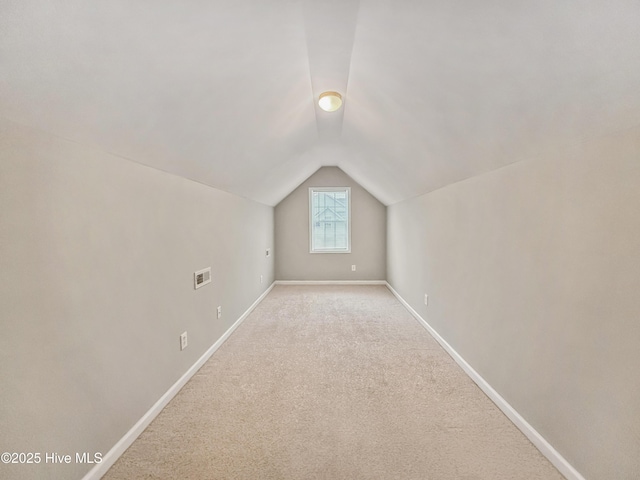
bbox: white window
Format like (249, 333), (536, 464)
(309, 187), (351, 253)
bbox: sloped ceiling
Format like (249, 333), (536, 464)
(2, 0), (640, 206)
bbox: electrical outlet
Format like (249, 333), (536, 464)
(351, 265), (356, 271)
(260, 274), (263, 284)
(217, 306), (222, 319)
(424, 294), (429, 306)
(265, 248), (271, 257)
(180, 332), (188, 351)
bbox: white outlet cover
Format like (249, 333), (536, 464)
(424, 294), (429, 306)
(217, 306), (222, 319)
(351, 265), (356, 271)
(265, 248), (271, 257)
(180, 332), (188, 350)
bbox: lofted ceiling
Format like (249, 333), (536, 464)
(1, 0), (640, 206)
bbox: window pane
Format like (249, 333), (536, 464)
(310, 189), (349, 252)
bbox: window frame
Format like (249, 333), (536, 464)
(308, 187), (351, 254)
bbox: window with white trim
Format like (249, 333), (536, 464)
(309, 187), (351, 253)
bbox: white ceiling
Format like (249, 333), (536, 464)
(2, 0), (640, 206)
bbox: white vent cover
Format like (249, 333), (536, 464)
(194, 267), (212, 289)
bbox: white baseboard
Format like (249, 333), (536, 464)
(385, 282), (585, 480)
(275, 280), (387, 285)
(82, 282), (276, 480)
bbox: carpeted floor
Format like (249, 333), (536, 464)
(103, 285), (565, 479)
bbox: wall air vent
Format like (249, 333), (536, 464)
(194, 267), (212, 289)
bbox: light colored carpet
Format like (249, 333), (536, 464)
(104, 285), (565, 479)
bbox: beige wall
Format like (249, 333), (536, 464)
(387, 127), (640, 479)
(0, 119), (274, 480)
(275, 166), (386, 281)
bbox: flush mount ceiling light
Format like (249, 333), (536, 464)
(318, 91), (343, 112)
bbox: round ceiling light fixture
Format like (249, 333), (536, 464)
(318, 91), (343, 112)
